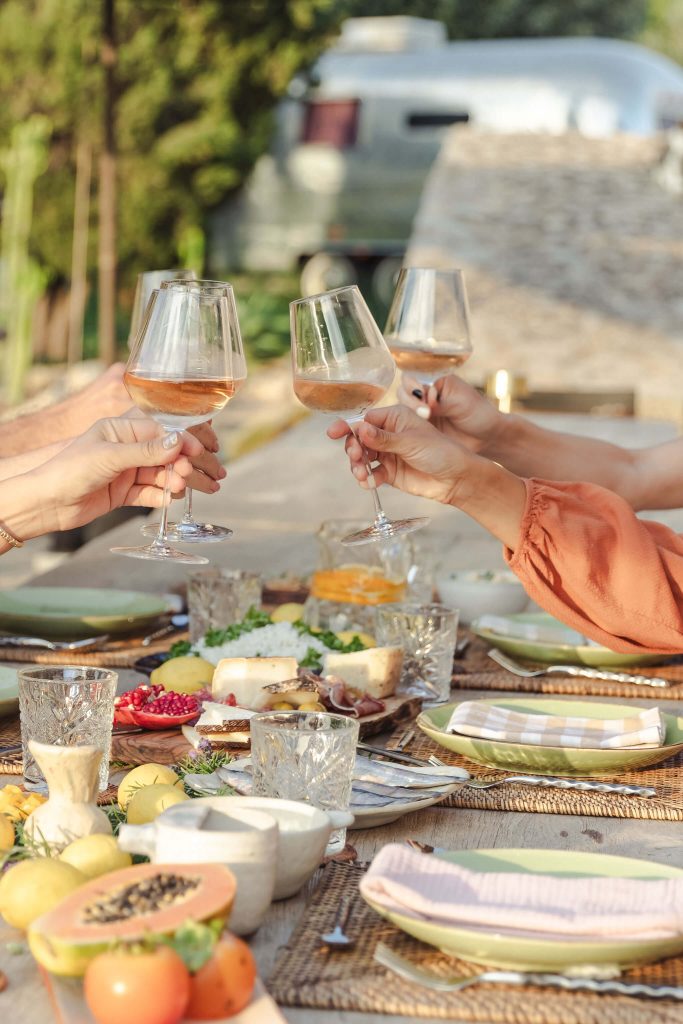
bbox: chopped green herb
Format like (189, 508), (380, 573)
(168, 639), (194, 659)
(203, 606), (272, 647)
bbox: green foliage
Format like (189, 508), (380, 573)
(0, 0), (338, 287)
(338, 0), (648, 40)
(640, 0), (683, 65)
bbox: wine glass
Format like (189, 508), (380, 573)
(384, 267), (473, 391)
(111, 283), (246, 563)
(140, 279), (246, 543)
(128, 269), (196, 349)
(291, 284), (429, 546)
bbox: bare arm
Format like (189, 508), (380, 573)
(398, 372), (682, 511)
(0, 441), (68, 481)
(0, 363), (131, 456)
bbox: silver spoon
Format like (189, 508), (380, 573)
(320, 897), (355, 950)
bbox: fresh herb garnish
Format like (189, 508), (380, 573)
(203, 606), (272, 647)
(292, 620), (365, 653)
(168, 639), (194, 659)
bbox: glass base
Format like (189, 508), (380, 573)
(111, 543), (209, 565)
(141, 520), (233, 543)
(341, 515), (430, 546)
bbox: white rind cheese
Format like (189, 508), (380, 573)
(211, 656), (299, 710)
(322, 646), (403, 698)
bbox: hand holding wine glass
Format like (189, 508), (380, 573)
(384, 268), (473, 410)
(139, 279), (246, 543)
(291, 284), (429, 545)
(112, 283), (245, 563)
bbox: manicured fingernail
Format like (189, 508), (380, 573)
(352, 466), (363, 479)
(411, 388), (423, 400)
(416, 405), (430, 420)
(363, 424), (377, 439)
(162, 432), (179, 449)
(219, 467), (227, 479)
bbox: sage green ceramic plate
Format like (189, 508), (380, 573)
(0, 587), (171, 639)
(0, 666), (18, 718)
(418, 697), (683, 776)
(362, 848), (683, 970)
(471, 612), (669, 667)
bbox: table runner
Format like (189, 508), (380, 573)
(386, 725), (683, 821)
(267, 861), (683, 1023)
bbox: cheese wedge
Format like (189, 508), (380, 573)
(195, 703), (255, 749)
(211, 657), (299, 710)
(322, 646), (403, 699)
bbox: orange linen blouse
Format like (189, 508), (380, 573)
(505, 479), (683, 655)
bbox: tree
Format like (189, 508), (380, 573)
(338, 0), (648, 41)
(0, 0), (338, 292)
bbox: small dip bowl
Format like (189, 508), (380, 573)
(436, 569), (528, 624)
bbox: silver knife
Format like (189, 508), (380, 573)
(357, 742), (438, 768)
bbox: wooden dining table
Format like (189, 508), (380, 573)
(4, 412), (683, 1024)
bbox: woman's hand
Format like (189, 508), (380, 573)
(21, 418), (208, 537)
(327, 406), (472, 506)
(397, 372), (503, 453)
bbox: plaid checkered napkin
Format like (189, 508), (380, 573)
(446, 701), (665, 749)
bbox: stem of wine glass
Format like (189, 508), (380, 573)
(181, 488), (194, 526)
(349, 421), (390, 529)
(151, 464), (174, 551)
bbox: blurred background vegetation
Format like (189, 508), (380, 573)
(0, 0), (680, 398)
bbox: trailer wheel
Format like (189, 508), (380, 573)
(300, 253), (356, 296)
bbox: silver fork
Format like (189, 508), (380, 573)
(373, 943), (683, 1000)
(488, 648), (670, 689)
(465, 774), (657, 798)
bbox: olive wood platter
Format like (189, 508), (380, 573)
(110, 694), (422, 768)
(41, 969), (285, 1023)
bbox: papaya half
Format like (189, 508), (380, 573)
(28, 862), (236, 977)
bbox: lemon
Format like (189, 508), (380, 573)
(117, 763), (184, 810)
(335, 630), (375, 648)
(150, 655), (215, 694)
(126, 783), (189, 825)
(270, 602), (306, 623)
(0, 813), (15, 853)
(0, 858), (85, 930)
(60, 834), (132, 880)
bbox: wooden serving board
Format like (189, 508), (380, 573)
(110, 694), (422, 768)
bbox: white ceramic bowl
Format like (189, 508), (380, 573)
(436, 570), (529, 625)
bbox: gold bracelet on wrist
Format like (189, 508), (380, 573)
(0, 522), (23, 548)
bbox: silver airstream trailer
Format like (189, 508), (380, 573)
(211, 17), (683, 297)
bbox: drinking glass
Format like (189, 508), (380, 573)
(375, 602), (459, 704)
(112, 282), (247, 563)
(128, 269), (196, 349)
(384, 268), (473, 389)
(140, 279), (246, 545)
(291, 285), (429, 546)
(250, 710), (359, 854)
(18, 666), (117, 791)
(188, 568), (262, 642)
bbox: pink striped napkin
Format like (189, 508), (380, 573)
(446, 701), (665, 749)
(360, 844), (683, 940)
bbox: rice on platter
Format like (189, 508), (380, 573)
(195, 621), (334, 666)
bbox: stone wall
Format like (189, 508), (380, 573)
(407, 129), (683, 414)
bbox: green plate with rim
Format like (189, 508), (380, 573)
(471, 611), (670, 668)
(362, 847), (683, 970)
(0, 665), (18, 718)
(0, 587), (172, 639)
(417, 697), (683, 776)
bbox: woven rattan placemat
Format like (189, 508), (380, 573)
(0, 717), (21, 774)
(455, 636), (683, 699)
(0, 630), (183, 668)
(267, 861), (683, 1023)
(386, 725), (683, 821)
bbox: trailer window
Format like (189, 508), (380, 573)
(301, 100), (360, 148)
(406, 112), (470, 128)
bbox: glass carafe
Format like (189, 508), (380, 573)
(305, 519), (410, 634)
